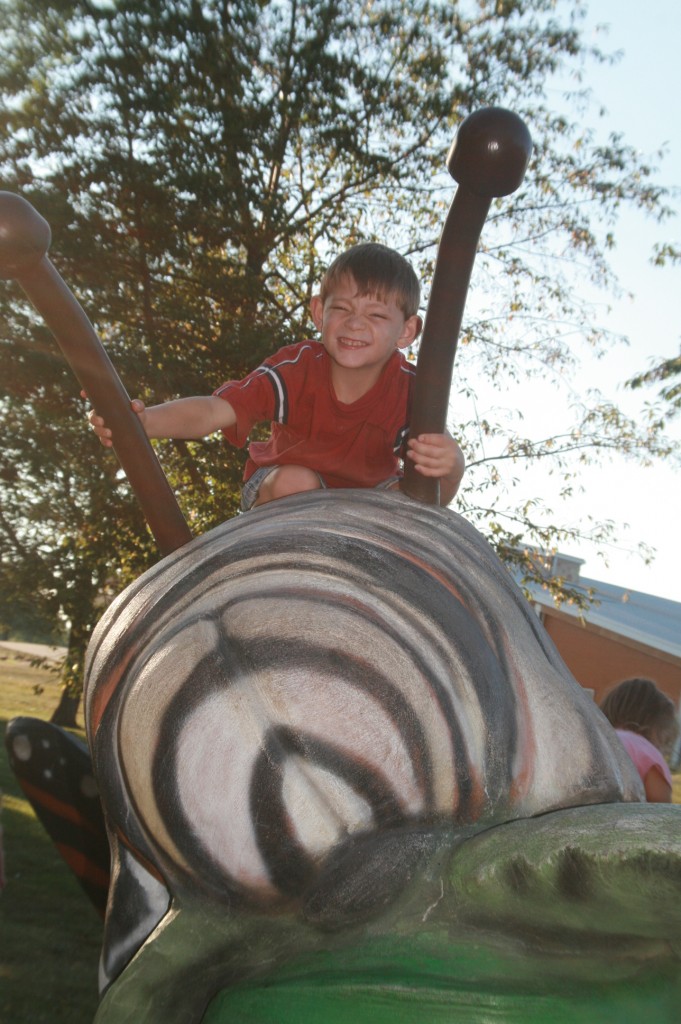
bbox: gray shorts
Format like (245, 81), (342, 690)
(240, 466), (399, 511)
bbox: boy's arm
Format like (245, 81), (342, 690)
(405, 432), (465, 506)
(86, 394), (236, 447)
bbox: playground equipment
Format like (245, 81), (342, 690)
(3, 109), (681, 1024)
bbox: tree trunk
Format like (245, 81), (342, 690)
(50, 616), (91, 728)
(50, 685), (81, 728)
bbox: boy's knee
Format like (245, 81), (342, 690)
(254, 465), (321, 505)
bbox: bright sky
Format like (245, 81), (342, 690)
(489, 0), (680, 601)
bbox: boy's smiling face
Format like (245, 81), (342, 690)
(310, 275), (421, 390)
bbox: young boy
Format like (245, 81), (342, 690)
(89, 243), (464, 508)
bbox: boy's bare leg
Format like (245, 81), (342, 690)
(253, 465), (322, 506)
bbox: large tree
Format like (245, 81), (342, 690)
(0, 0), (675, 717)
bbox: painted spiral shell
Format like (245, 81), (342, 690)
(84, 491), (641, 908)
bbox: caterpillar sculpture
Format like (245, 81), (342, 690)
(3, 109), (681, 1024)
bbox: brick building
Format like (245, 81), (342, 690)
(512, 552), (681, 707)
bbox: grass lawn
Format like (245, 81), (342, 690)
(0, 652), (102, 1024)
(1, 650), (680, 1024)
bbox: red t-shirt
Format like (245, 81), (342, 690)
(213, 340), (415, 488)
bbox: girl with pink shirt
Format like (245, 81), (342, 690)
(600, 677), (679, 803)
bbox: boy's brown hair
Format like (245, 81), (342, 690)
(319, 243), (421, 319)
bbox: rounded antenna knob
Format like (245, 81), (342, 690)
(447, 107), (533, 198)
(0, 191), (51, 279)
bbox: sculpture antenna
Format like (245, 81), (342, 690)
(401, 107), (532, 504)
(0, 191), (192, 556)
